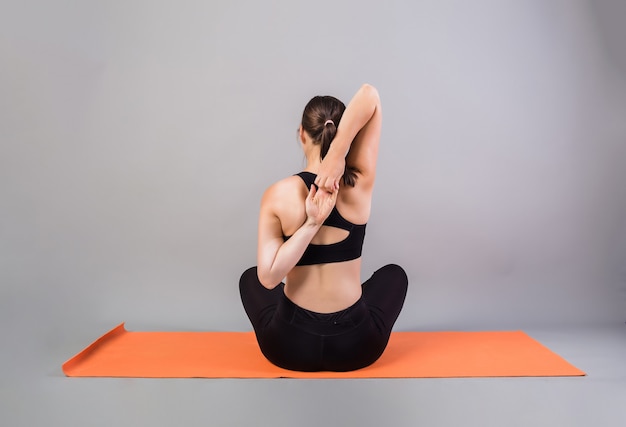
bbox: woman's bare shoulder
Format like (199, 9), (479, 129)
(260, 175), (307, 235)
(261, 175), (307, 208)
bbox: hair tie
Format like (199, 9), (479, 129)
(324, 119), (334, 127)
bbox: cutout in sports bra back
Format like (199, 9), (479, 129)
(283, 172), (366, 266)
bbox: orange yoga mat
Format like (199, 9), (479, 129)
(62, 323), (585, 378)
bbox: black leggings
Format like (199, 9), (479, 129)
(239, 264), (408, 372)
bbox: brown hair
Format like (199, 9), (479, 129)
(301, 95), (359, 187)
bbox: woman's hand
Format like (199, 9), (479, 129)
(315, 153), (345, 192)
(305, 184), (338, 226)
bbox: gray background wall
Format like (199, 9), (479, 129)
(2, 0), (626, 360)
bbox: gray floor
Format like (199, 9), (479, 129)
(2, 325), (625, 427)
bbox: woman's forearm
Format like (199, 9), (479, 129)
(327, 84), (380, 160)
(258, 220), (321, 288)
(314, 84), (381, 191)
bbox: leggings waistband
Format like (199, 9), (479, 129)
(276, 294), (369, 334)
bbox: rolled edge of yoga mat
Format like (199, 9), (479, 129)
(62, 323), (127, 376)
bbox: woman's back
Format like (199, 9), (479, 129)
(269, 171), (372, 313)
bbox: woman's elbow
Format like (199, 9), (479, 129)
(257, 269), (280, 289)
(360, 83), (380, 103)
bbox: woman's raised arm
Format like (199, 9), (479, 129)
(315, 84), (382, 192)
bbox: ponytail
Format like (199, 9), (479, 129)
(320, 120), (335, 160)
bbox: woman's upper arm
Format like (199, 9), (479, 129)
(345, 84), (382, 189)
(256, 188), (286, 288)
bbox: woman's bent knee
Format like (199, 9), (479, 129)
(239, 266), (259, 292)
(380, 264), (408, 287)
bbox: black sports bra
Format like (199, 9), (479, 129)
(283, 172), (366, 266)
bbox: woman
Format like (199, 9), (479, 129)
(240, 84), (408, 372)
